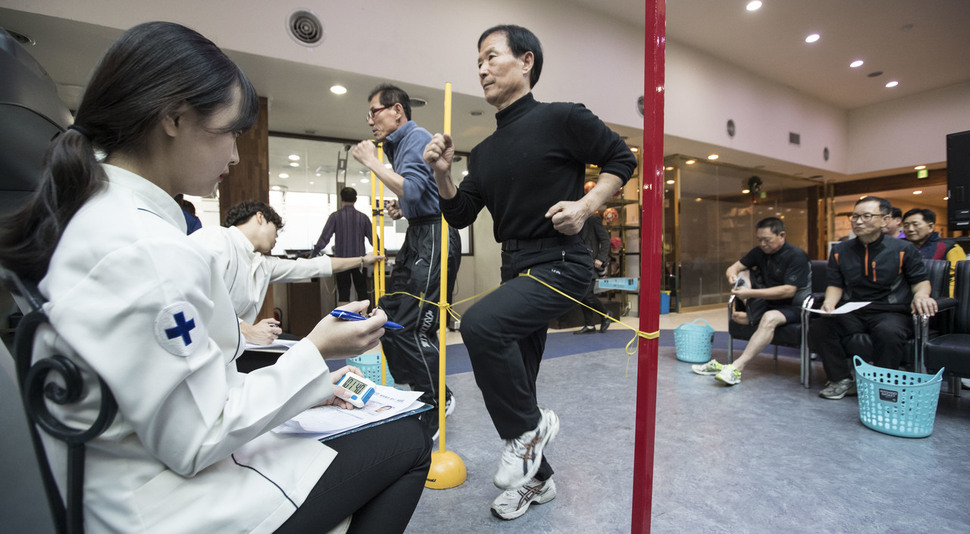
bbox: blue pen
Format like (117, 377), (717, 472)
(329, 309), (404, 330)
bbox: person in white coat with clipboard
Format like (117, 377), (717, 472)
(0, 21), (429, 534)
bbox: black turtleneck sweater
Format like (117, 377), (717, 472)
(439, 93), (638, 243)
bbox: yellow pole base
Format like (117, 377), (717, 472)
(425, 449), (467, 489)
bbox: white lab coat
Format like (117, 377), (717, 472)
(37, 164), (336, 533)
(190, 225), (334, 323)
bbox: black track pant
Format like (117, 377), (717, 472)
(379, 217), (460, 406)
(812, 308), (912, 382)
(460, 239), (593, 481)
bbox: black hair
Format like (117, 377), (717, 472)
(340, 187), (357, 203)
(855, 196), (892, 215)
(478, 24), (544, 88)
(903, 207), (937, 225)
(890, 207), (902, 219)
(368, 84), (411, 121)
(755, 217), (786, 235)
(225, 200), (284, 230)
(0, 21), (259, 285)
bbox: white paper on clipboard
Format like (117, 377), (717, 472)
(808, 301), (870, 315)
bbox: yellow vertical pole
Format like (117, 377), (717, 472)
(372, 145), (390, 385)
(426, 82), (466, 489)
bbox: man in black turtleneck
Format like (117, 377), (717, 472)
(423, 24), (637, 520)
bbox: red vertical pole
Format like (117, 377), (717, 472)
(631, 1), (665, 533)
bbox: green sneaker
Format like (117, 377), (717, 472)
(691, 359), (723, 376)
(715, 364), (741, 386)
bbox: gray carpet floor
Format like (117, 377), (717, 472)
(404, 345), (970, 533)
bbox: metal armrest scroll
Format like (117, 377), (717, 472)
(15, 309), (118, 534)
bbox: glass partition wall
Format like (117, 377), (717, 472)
(664, 155), (815, 311)
(186, 134), (470, 256)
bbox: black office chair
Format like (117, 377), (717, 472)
(727, 259), (827, 386)
(924, 260), (970, 396)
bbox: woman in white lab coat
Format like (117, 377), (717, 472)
(0, 21), (430, 534)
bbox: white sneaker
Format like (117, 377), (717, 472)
(691, 359), (723, 376)
(493, 408), (559, 490)
(445, 393), (456, 417)
(490, 477), (557, 520)
(715, 364), (741, 386)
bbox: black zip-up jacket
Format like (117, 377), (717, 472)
(827, 233), (928, 309)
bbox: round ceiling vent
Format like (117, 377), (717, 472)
(409, 97), (427, 108)
(287, 10), (325, 47)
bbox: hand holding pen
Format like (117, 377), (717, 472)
(306, 300), (384, 359)
(330, 309), (403, 329)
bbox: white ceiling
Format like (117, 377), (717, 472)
(3, 1), (970, 195)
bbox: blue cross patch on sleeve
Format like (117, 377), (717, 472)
(153, 302), (205, 357)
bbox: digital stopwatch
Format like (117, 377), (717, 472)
(335, 372), (377, 408)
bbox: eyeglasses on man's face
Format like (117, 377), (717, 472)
(847, 212), (887, 223)
(366, 106), (389, 121)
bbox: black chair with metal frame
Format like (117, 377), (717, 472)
(727, 259), (827, 386)
(923, 260), (970, 396)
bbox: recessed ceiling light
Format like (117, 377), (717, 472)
(742, 189), (751, 194)
(886, 80), (899, 88)
(278, 173), (289, 179)
(271, 185), (281, 191)
(685, 159), (696, 165)
(361, 178), (369, 183)
(288, 162), (299, 167)
(694, 197), (702, 202)
(707, 154), (719, 160)
(914, 165), (926, 170)
(630, 147), (640, 153)
(666, 179), (675, 184)
(850, 60), (864, 68)
(664, 166), (675, 171)
(462, 170), (469, 176)
(288, 154), (300, 161)
(805, 33), (820, 44)
(913, 190), (923, 195)
(330, 85), (347, 95)
(746, 1), (762, 12)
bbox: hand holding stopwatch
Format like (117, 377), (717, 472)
(335, 372), (377, 408)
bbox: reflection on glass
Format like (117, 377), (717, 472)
(665, 156), (811, 310)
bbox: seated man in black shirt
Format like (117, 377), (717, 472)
(812, 196), (937, 400)
(691, 217), (810, 386)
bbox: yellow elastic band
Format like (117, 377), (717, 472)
(379, 271), (660, 356)
(516, 270), (659, 355)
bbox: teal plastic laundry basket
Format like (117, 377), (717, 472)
(853, 356), (943, 438)
(674, 318), (715, 363)
(348, 352), (395, 386)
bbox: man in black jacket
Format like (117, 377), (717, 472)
(573, 213), (614, 334)
(812, 196), (937, 400)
